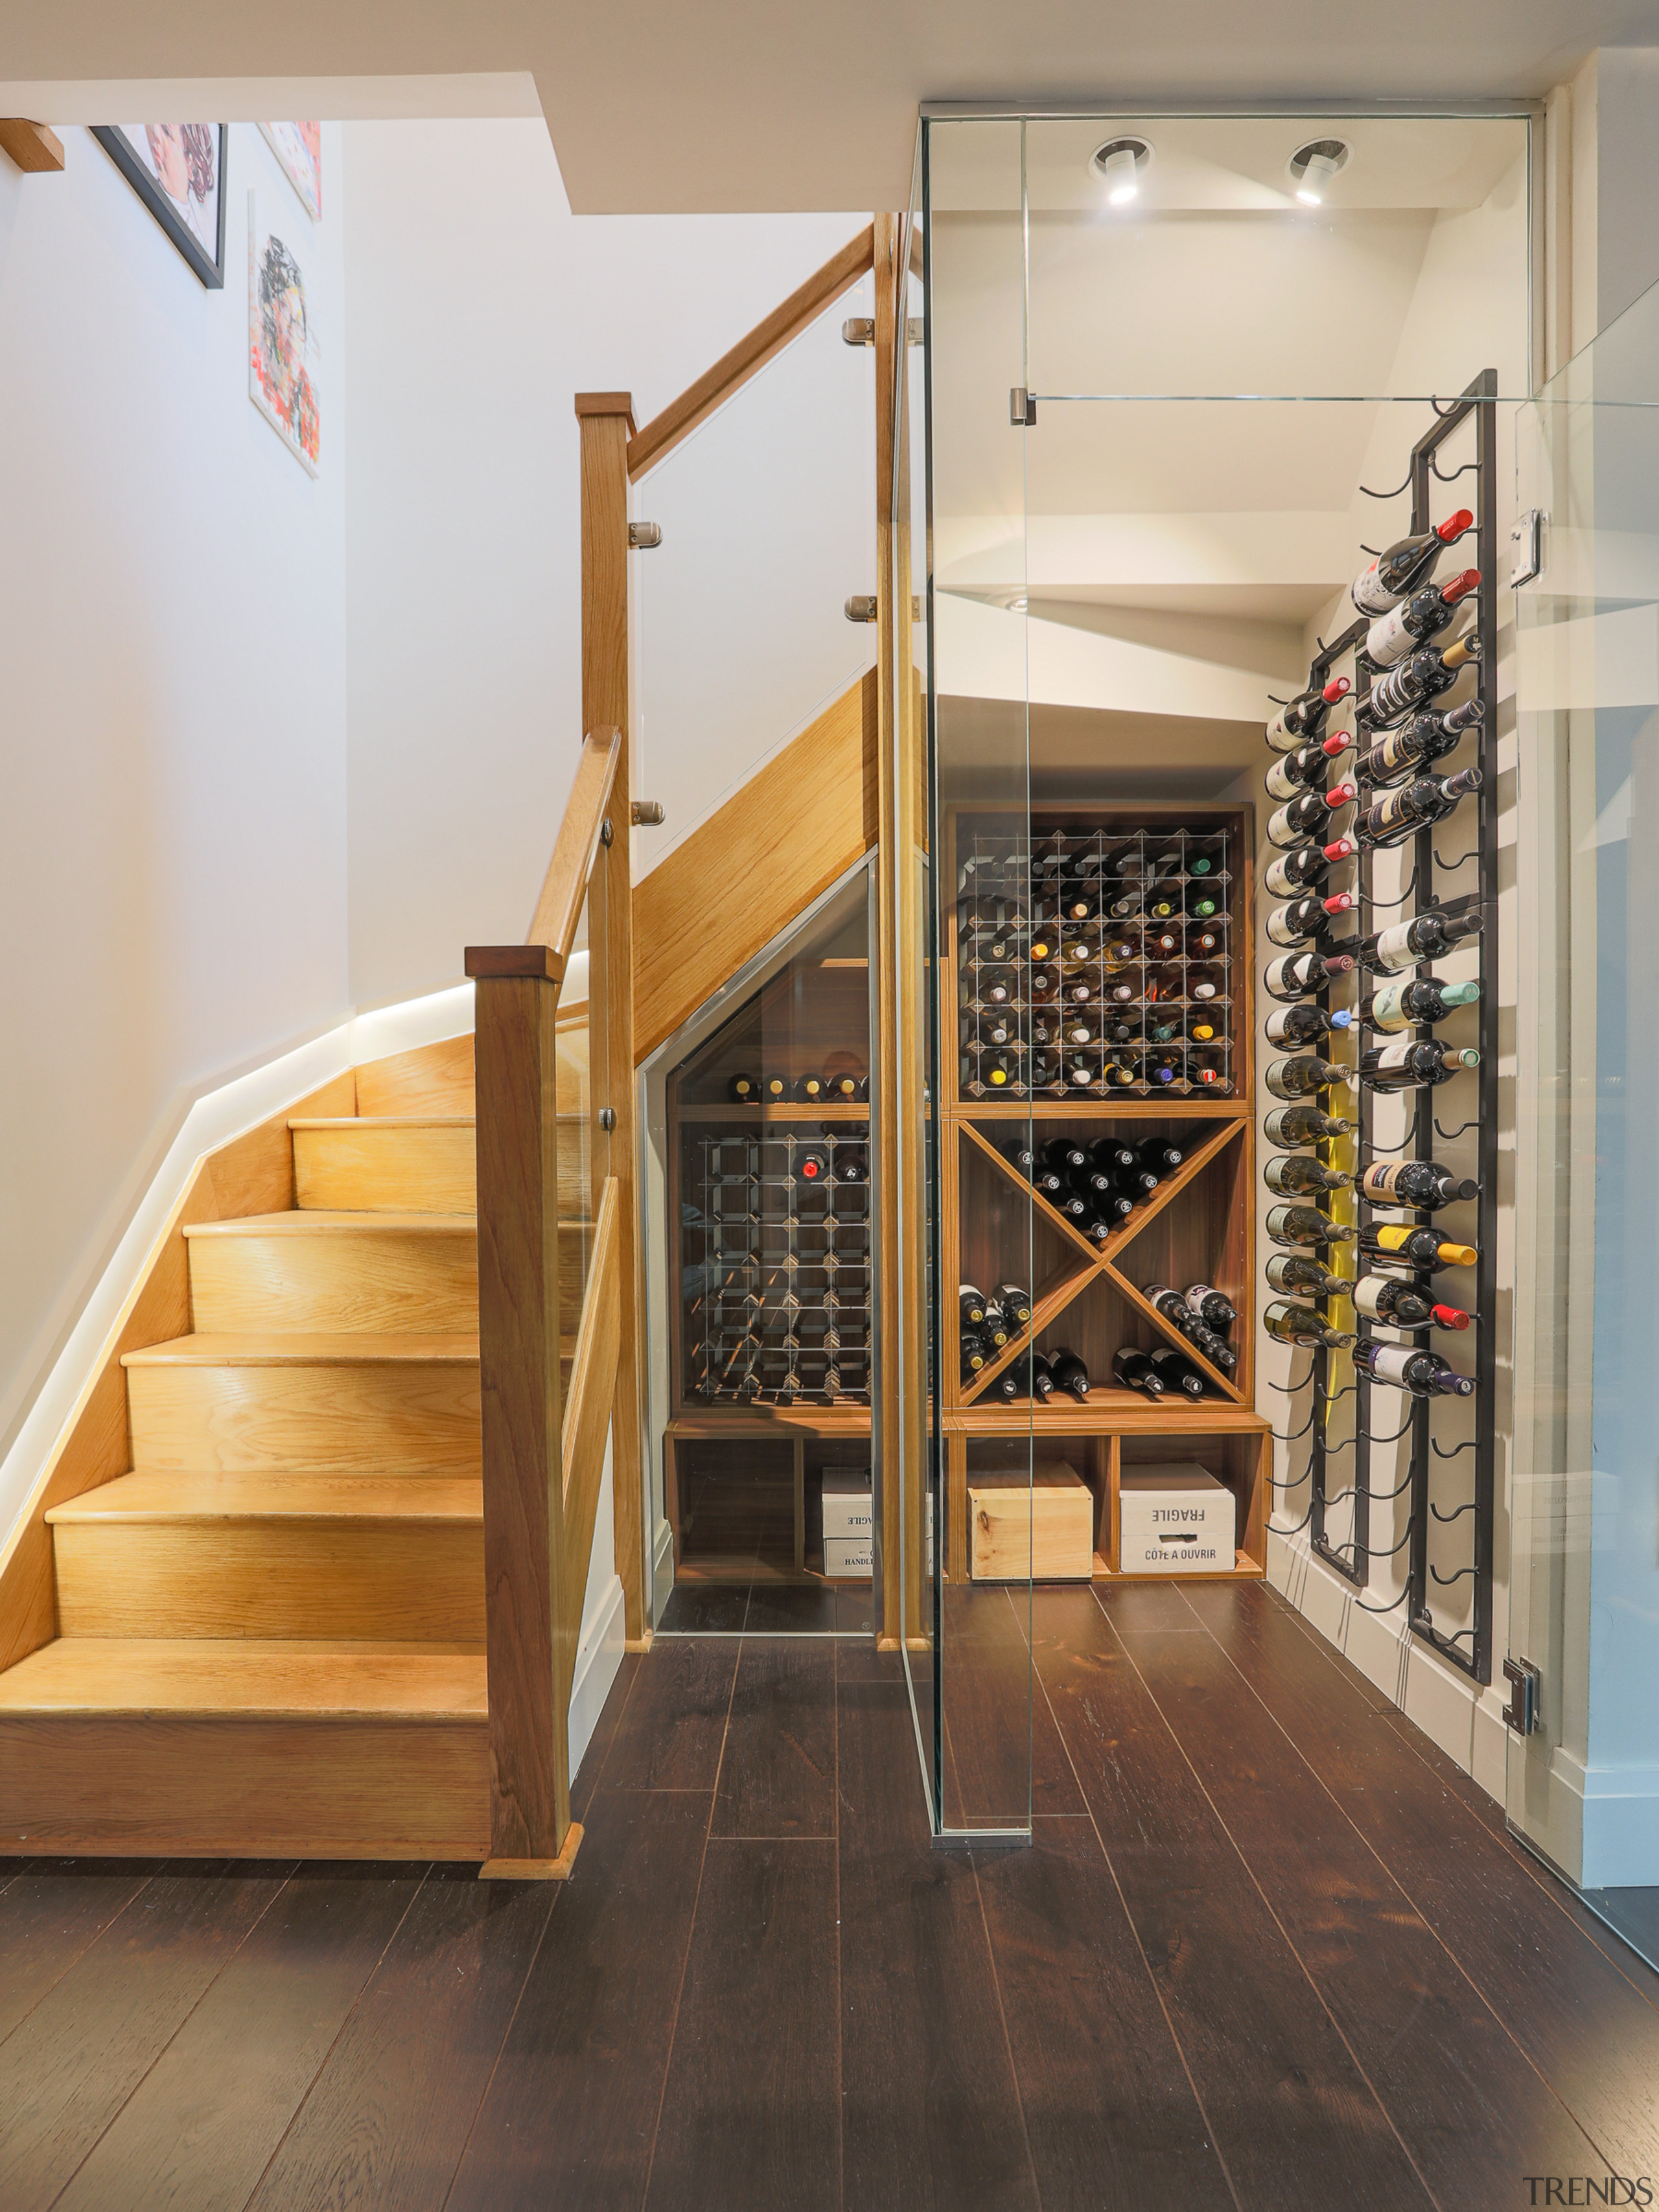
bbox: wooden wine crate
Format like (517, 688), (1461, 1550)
(968, 1462), (1095, 1582)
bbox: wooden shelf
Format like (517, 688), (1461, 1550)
(674, 1102), (871, 1123)
(668, 1406), (872, 1436)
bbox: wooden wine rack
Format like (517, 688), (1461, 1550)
(938, 802), (1270, 1585)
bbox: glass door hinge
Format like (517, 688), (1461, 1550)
(1510, 509), (1544, 587)
(1010, 387), (1037, 426)
(1503, 1655), (1540, 1735)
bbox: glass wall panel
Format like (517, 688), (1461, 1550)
(923, 116), (1035, 1835)
(1511, 277), (1659, 1955)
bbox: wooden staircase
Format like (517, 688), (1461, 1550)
(0, 1045), (515, 1859)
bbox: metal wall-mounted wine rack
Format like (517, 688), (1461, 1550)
(1277, 369), (1496, 1685)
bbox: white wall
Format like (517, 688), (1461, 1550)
(341, 117), (869, 1008)
(0, 121), (350, 1465)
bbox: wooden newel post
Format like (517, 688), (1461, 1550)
(463, 943), (580, 1876)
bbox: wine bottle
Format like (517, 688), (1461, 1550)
(728, 1073), (759, 1102)
(1358, 1038), (1479, 1091)
(1264, 1154), (1351, 1196)
(1360, 1224), (1477, 1268)
(1264, 948), (1356, 1001)
(1352, 1341), (1474, 1398)
(824, 1068), (863, 1100)
(1145, 1285), (1194, 1329)
(1147, 1346), (1209, 1401)
(1354, 697), (1482, 786)
(1113, 1347), (1165, 1399)
(835, 1145), (869, 1184)
(1037, 1138), (1084, 1175)
(1047, 1348), (1091, 1402)
(997, 1283), (1033, 1325)
(1264, 1002), (1354, 1047)
(966, 1048), (1016, 1090)
(1185, 1283), (1236, 1329)
(1263, 1103), (1354, 1148)
(1266, 891), (1353, 948)
(1268, 1204), (1356, 1248)
(1102, 1056), (1141, 1088)
(959, 1285), (987, 1328)
(762, 1073), (790, 1102)
(1265, 1252), (1349, 1297)
(1359, 1159), (1479, 1209)
(1354, 766), (1483, 848)
(1137, 1139), (1185, 1174)
(1351, 1274), (1432, 1325)
(1267, 783), (1356, 850)
(1091, 1185), (1136, 1223)
(1183, 1008), (1224, 1044)
(1186, 840), (1227, 876)
(975, 966), (1016, 1007)
(1266, 674), (1352, 749)
(1363, 633), (1480, 727)
(989, 1366), (1021, 1403)
(1364, 568), (1480, 666)
(1186, 963), (1225, 1002)
(960, 1334), (990, 1379)
(1349, 509), (1474, 616)
(1356, 905), (1484, 973)
(1362, 975), (1481, 1032)
(1266, 1053), (1348, 1099)
(964, 1008), (1015, 1050)
(1028, 965), (1061, 1001)
(1264, 836), (1357, 898)
(1265, 1299), (1356, 1349)
(1183, 881), (1224, 918)
(795, 1147), (830, 1186)
(1185, 920), (1224, 960)
(1144, 1048), (1181, 1088)
(1139, 922), (1181, 961)
(981, 1301), (1011, 1349)
(1185, 1049), (1232, 1092)
(1010, 1352), (1054, 1402)
(1265, 728), (1354, 801)
(1066, 1055), (1102, 1090)
(1008, 1147), (1065, 1197)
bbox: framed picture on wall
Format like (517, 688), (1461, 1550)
(259, 124), (321, 221)
(248, 190), (321, 476)
(92, 125), (227, 288)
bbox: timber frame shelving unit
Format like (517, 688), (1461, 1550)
(939, 801), (1270, 1586)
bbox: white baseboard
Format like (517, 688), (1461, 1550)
(1268, 1524), (1512, 1809)
(568, 1571), (626, 1781)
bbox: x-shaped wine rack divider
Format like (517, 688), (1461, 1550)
(954, 1117), (1247, 1407)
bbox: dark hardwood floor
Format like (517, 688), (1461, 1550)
(1, 1580), (1655, 2211)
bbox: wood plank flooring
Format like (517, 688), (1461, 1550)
(0, 1580), (1653, 2211)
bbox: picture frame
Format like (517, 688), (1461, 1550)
(259, 124), (321, 222)
(248, 189), (321, 476)
(92, 124), (228, 289)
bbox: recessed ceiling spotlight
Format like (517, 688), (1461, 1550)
(1090, 135), (1153, 205)
(1289, 137), (1349, 205)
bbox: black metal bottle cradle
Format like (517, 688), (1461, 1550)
(1268, 369), (1496, 1685)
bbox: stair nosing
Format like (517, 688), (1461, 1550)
(121, 1333), (481, 1369)
(183, 1212), (479, 1238)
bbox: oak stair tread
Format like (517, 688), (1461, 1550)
(121, 1333), (481, 1368)
(45, 1471), (483, 1526)
(288, 1115), (476, 1130)
(183, 1210), (478, 1238)
(0, 1638), (487, 1720)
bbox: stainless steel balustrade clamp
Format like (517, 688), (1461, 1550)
(1010, 388), (1037, 425)
(842, 316), (875, 346)
(630, 799), (666, 826)
(628, 521), (662, 549)
(844, 595), (878, 623)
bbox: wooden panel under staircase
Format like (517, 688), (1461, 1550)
(0, 1030), (546, 1861)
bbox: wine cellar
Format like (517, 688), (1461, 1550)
(940, 802), (1271, 1585)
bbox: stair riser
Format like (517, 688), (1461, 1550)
(293, 1124), (477, 1213)
(188, 1231), (482, 1334)
(0, 1715), (489, 1857)
(127, 1362), (482, 1473)
(53, 1522), (486, 1640)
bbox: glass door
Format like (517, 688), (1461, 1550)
(1511, 279), (1659, 1957)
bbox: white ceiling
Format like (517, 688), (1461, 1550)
(0, 5), (1640, 212)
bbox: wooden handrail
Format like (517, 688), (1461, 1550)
(627, 224), (876, 482)
(528, 726), (621, 968)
